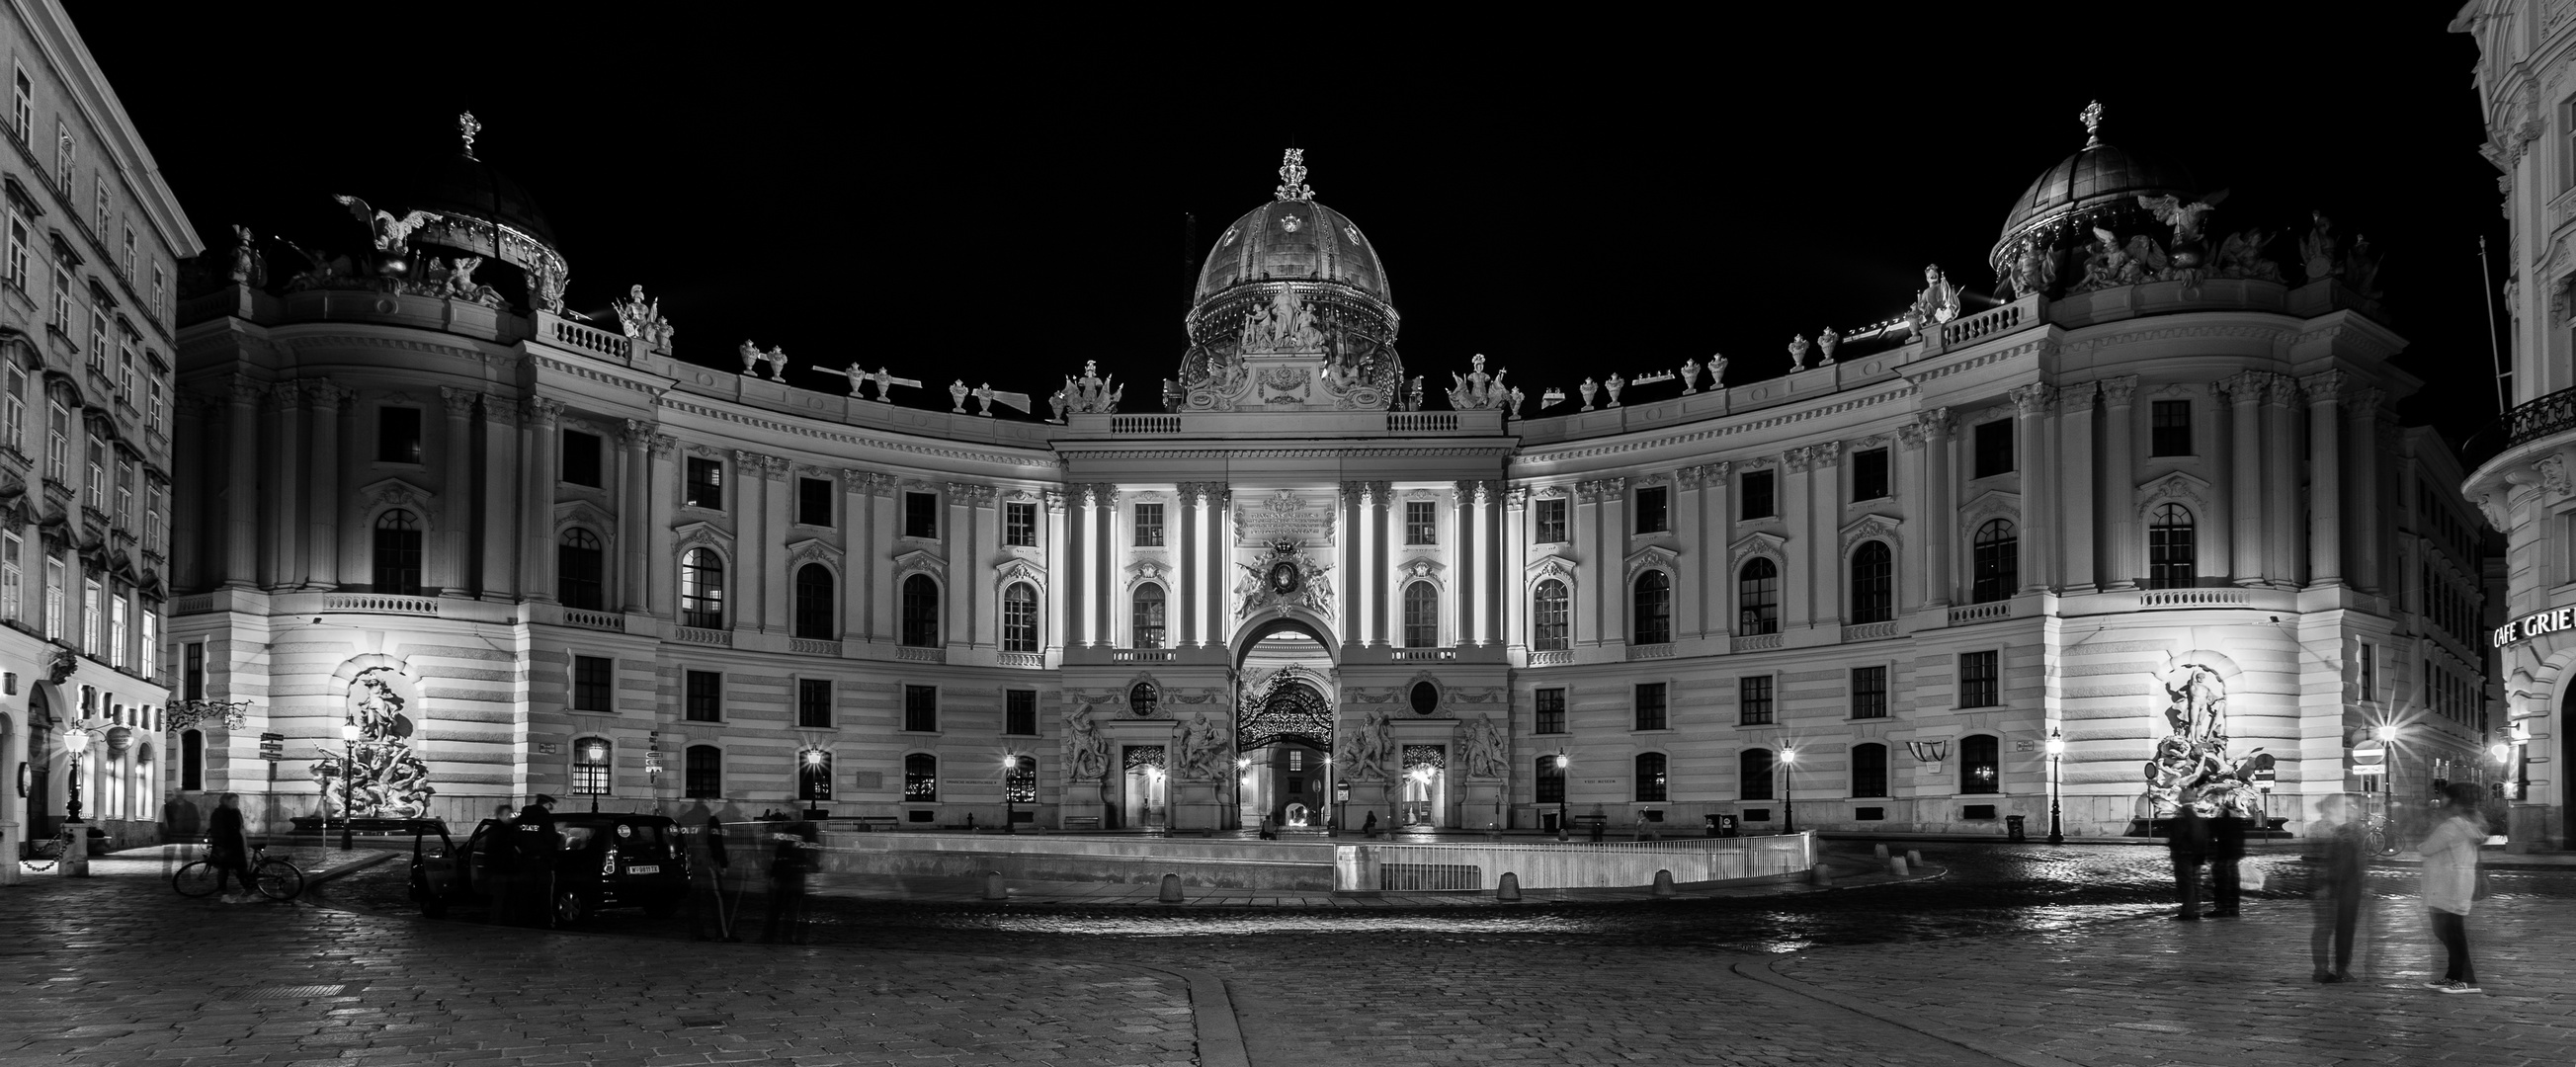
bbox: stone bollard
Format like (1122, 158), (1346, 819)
(1652, 869), (1678, 897)
(1808, 861), (1832, 886)
(1497, 872), (1522, 902)
(1888, 857), (1909, 877)
(1906, 850), (1923, 867)
(63, 824), (89, 878)
(982, 870), (1008, 901)
(1873, 843), (1889, 860)
(1158, 872), (1184, 903)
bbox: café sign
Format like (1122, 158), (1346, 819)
(2494, 605), (2576, 648)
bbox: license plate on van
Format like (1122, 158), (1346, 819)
(625, 864), (659, 874)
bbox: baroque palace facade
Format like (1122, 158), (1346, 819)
(161, 118), (2502, 842)
(0, 0), (199, 864)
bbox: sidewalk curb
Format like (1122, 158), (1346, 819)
(1130, 964), (1250, 1067)
(1732, 955), (2078, 1067)
(297, 850), (401, 890)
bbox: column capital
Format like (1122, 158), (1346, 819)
(1897, 423), (1925, 451)
(947, 481), (996, 505)
(620, 418), (658, 447)
(441, 386), (480, 417)
(302, 378), (341, 411)
(1914, 407), (1953, 440)
(648, 432), (678, 456)
(1506, 486), (1530, 509)
(2347, 385), (2384, 414)
(265, 381), (302, 411)
(523, 396), (567, 428)
(1811, 441), (1842, 467)
(1786, 447), (1815, 473)
(2099, 375), (2139, 406)
(228, 373), (266, 405)
(1043, 489), (1067, 514)
(2299, 369), (2349, 405)
(2009, 382), (2055, 416)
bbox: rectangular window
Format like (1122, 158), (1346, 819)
(1852, 448), (1890, 501)
(1634, 682), (1667, 731)
(2360, 643), (2376, 702)
(84, 437), (101, 508)
(92, 171), (106, 236)
(2150, 400), (2192, 456)
(1405, 500), (1437, 544)
(138, 609), (155, 682)
(904, 685), (938, 732)
(88, 305), (106, 369)
(1133, 502), (1163, 546)
(1973, 418), (2014, 478)
(1960, 650), (2000, 708)
(120, 225), (132, 280)
(0, 531), (17, 620)
(571, 655), (614, 712)
(684, 456), (723, 510)
(1852, 745), (1888, 799)
(45, 401), (65, 480)
(1535, 497), (1567, 543)
(684, 746), (720, 799)
(144, 484), (163, 554)
(4, 207), (25, 290)
(152, 263), (165, 323)
(1535, 688), (1566, 734)
(9, 68), (27, 142)
(1740, 469), (1776, 520)
(48, 263), (68, 327)
(1536, 756), (1565, 804)
(1852, 666), (1887, 719)
(1739, 676), (1775, 725)
(797, 678), (834, 728)
(145, 382), (162, 434)
(43, 556), (61, 640)
(116, 329), (133, 394)
(560, 430), (603, 487)
(1004, 501), (1038, 546)
(184, 641), (206, 701)
(81, 577), (98, 653)
(1006, 689), (1038, 736)
(53, 120), (70, 190)
(1634, 485), (1669, 534)
(796, 476), (833, 527)
(376, 406), (422, 464)
(684, 669), (721, 722)
(904, 491), (939, 538)
(4, 364), (22, 451)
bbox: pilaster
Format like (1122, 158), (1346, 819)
(437, 388), (478, 596)
(2303, 371), (2347, 587)
(520, 397), (566, 604)
(2264, 373), (2302, 589)
(2222, 373), (2267, 586)
(2059, 382), (2098, 594)
(2098, 377), (2137, 591)
(302, 379), (341, 589)
(2011, 384), (2053, 594)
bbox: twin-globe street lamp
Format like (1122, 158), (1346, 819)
(1553, 751), (1571, 841)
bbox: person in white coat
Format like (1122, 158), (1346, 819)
(2418, 781), (2488, 994)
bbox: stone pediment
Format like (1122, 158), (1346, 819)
(785, 538), (841, 572)
(892, 547), (945, 578)
(554, 499), (614, 538)
(2135, 470), (2215, 517)
(1624, 543), (1678, 580)
(358, 476), (439, 521)
(1840, 512), (1903, 554)
(1729, 531), (1787, 568)
(1959, 489), (2020, 534)
(672, 521), (729, 555)
(1526, 552), (1578, 586)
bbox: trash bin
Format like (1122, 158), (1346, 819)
(1708, 813), (1738, 838)
(1541, 811), (1561, 834)
(2005, 814), (2028, 842)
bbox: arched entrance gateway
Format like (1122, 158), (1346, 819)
(1233, 618), (1337, 831)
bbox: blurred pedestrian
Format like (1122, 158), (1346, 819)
(760, 816), (818, 944)
(2420, 781), (2488, 994)
(2310, 792), (2367, 982)
(483, 805), (522, 925)
(2167, 797), (2210, 921)
(2206, 803), (2248, 917)
(512, 794), (561, 928)
(683, 800), (733, 942)
(1257, 814), (1276, 841)
(206, 793), (256, 904)
(1362, 810), (1379, 839)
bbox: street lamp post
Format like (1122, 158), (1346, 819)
(1235, 757), (1252, 833)
(2045, 728), (2066, 846)
(340, 720), (361, 850)
(1001, 755), (1019, 834)
(61, 724), (89, 824)
(1780, 747), (1798, 835)
(1554, 751), (1570, 841)
(2375, 723), (2399, 837)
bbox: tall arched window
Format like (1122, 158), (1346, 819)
(1403, 581), (1440, 648)
(557, 529), (605, 610)
(1131, 583), (1166, 648)
(904, 753), (939, 802)
(1851, 742), (1888, 798)
(1740, 748), (1776, 800)
(1971, 520), (2018, 603)
(1002, 582), (1039, 652)
(1960, 733), (2000, 794)
(1634, 752), (1668, 802)
(1633, 570), (1672, 645)
(792, 563), (835, 640)
(373, 510), (422, 595)
(900, 574), (940, 647)
(1532, 579), (1570, 650)
(2147, 504), (2197, 589)
(684, 744), (720, 799)
(1850, 540), (1892, 624)
(679, 547), (725, 629)
(1737, 558), (1779, 635)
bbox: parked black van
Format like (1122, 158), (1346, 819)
(408, 812), (689, 925)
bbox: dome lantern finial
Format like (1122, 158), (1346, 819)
(2079, 100), (2104, 148)
(458, 111), (482, 160)
(1274, 148), (1313, 202)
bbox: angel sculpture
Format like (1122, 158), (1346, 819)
(282, 242), (354, 292)
(2137, 189), (2229, 247)
(331, 195), (439, 254)
(2213, 228), (2282, 282)
(2342, 235), (2384, 297)
(2003, 235), (2056, 298)
(2298, 210), (2339, 282)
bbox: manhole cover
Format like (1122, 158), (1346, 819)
(238, 984), (349, 1000)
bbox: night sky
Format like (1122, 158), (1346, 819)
(83, 9), (2502, 444)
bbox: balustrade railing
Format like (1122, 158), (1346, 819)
(1113, 648), (1175, 662)
(1388, 412), (1460, 433)
(324, 594), (439, 616)
(789, 637), (840, 656)
(1527, 649), (1573, 667)
(2135, 589), (2250, 609)
(675, 626), (731, 647)
(897, 646), (946, 663)
(1108, 414), (1181, 435)
(1941, 301), (2025, 346)
(1391, 648), (1456, 662)
(1627, 641), (1676, 660)
(998, 651), (1045, 669)
(549, 318), (631, 361)
(1843, 620), (1897, 642)
(2502, 383), (2576, 451)
(1947, 601), (2013, 625)
(1733, 632), (1783, 651)
(561, 609), (624, 631)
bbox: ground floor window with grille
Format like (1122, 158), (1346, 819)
(1740, 748), (1775, 800)
(1961, 734), (2000, 794)
(1535, 756), (1564, 804)
(1006, 756), (1037, 805)
(905, 685), (937, 731)
(571, 737), (611, 797)
(904, 754), (938, 801)
(797, 678), (833, 728)
(1634, 752), (1667, 802)
(685, 745), (720, 798)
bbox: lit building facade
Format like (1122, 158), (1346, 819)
(2455, 0), (2576, 850)
(166, 122), (2493, 842)
(0, 0), (200, 867)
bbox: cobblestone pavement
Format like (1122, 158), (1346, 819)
(10, 843), (2574, 1066)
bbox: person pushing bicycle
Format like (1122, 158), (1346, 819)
(206, 793), (257, 903)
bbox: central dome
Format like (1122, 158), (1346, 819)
(1193, 197), (1388, 305)
(1991, 102), (2196, 277)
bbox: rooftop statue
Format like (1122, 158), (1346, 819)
(950, 379), (970, 412)
(2138, 190), (2229, 248)
(331, 195), (440, 255)
(2214, 227), (2283, 283)
(2299, 210), (2339, 282)
(2003, 235), (2057, 299)
(843, 365), (920, 403)
(1578, 376), (1598, 411)
(2074, 227), (2166, 293)
(282, 242), (355, 293)
(1239, 285), (1325, 353)
(611, 285), (676, 348)
(738, 340), (762, 375)
(1902, 265), (1962, 340)
(1060, 360), (1122, 415)
(227, 225), (266, 287)
(1605, 372), (1625, 407)
(763, 346), (789, 382)
(526, 258), (568, 315)
(972, 382), (1032, 417)
(1787, 334), (1811, 370)
(1447, 354), (1513, 410)
(1709, 353), (1729, 387)
(2342, 234), (2384, 298)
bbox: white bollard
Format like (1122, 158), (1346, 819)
(982, 870), (1008, 901)
(1158, 872), (1185, 903)
(1873, 843), (1889, 860)
(1497, 872), (1522, 902)
(1888, 856), (1909, 877)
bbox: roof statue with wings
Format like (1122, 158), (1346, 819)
(2213, 227), (2283, 283)
(331, 195), (441, 255)
(2002, 234), (2058, 299)
(2137, 190), (2228, 248)
(2074, 226), (2167, 292)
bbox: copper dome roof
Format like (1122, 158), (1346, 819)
(1194, 198), (1388, 307)
(401, 148), (558, 248)
(1999, 139), (2198, 242)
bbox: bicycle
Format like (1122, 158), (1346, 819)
(2362, 814), (2401, 858)
(172, 843), (305, 902)
(20, 825), (79, 872)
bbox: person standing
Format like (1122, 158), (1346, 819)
(2310, 792), (2368, 982)
(2206, 803), (2248, 917)
(513, 794), (561, 928)
(760, 816), (817, 944)
(205, 793), (255, 903)
(2420, 780), (2488, 994)
(482, 805), (522, 925)
(2167, 798), (2210, 921)
(683, 801), (733, 942)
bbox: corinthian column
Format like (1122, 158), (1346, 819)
(2222, 373), (2266, 586)
(437, 388), (478, 596)
(2099, 377), (2138, 591)
(2347, 388), (2383, 593)
(303, 379), (342, 589)
(2264, 374), (2302, 588)
(2302, 371), (2346, 587)
(1918, 411), (1953, 607)
(2010, 384), (2053, 593)
(520, 398), (566, 603)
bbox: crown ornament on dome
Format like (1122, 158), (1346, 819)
(1274, 148), (1314, 202)
(2079, 100), (2104, 148)
(458, 111), (481, 160)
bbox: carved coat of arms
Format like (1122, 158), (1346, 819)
(1234, 539), (1335, 620)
